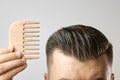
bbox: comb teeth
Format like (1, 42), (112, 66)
(24, 52), (39, 54)
(23, 30), (40, 33)
(23, 21), (40, 25)
(23, 39), (40, 42)
(24, 55), (39, 60)
(23, 35), (40, 37)
(23, 26), (40, 29)
(23, 22), (40, 59)
(9, 20), (40, 60)
(23, 48), (39, 50)
(23, 44), (39, 46)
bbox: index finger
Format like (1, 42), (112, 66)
(0, 47), (13, 55)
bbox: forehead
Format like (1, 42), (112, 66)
(49, 49), (110, 80)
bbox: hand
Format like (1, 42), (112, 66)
(0, 47), (27, 80)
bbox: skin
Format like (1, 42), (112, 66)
(44, 49), (114, 80)
(0, 47), (27, 80)
(0, 47), (114, 80)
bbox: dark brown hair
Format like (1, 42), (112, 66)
(46, 25), (113, 67)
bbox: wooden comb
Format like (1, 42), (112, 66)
(9, 20), (40, 60)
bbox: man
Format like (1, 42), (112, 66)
(0, 25), (114, 80)
(44, 25), (114, 80)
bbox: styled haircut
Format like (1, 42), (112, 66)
(46, 25), (113, 67)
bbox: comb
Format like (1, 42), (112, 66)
(9, 20), (40, 60)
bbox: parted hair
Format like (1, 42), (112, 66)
(46, 25), (113, 66)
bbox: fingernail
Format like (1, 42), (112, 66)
(21, 58), (26, 63)
(8, 47), (13, 52)
(15, 52), (22, 58)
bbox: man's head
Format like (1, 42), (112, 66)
(45, 25), (113, 80)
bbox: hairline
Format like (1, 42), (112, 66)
(47, 47), (112, 71)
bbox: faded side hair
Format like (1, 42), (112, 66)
(46, 25), (113, 66)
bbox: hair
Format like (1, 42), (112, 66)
(46, 25), (113, 67)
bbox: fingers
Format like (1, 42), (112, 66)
(0, 58), (26, 75)
(0, 47), (28, 80)
(0, 52), (22, 63)
(0, 64), (27, 80)
(0, 47), (13, 55)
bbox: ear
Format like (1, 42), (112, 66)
(44, 73), (48, 80)
(111, 73), (114, 80)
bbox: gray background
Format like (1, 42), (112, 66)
(0, 0), (120, 80)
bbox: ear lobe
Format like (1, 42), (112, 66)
(44, 73), (48, 80)
(111, 73), (114, 80)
